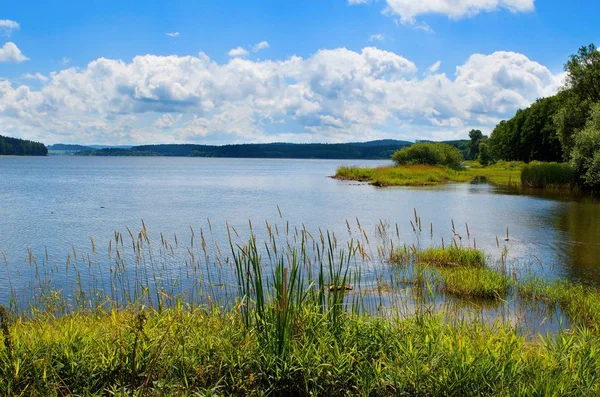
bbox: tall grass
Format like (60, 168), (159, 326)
(334, 161), (525, 187)
(521, 162), (576, 188)
(1, 215), (600, 394)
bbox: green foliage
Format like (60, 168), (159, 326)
(435, 267), (511, 300)
(565, 43), (600, 103)
(553, 92), (591, 160)
(468, 129), (484, 159)
(570, 103), (600, 189)
(79, 140), (412, 159)
(521, 162), (575, 188)
(477, 139), (493, 165)
(489, 95), (564, 162)
(392, 142), (464, 168)
(0, 135), (47, 156)
(416, 247), (486, 268)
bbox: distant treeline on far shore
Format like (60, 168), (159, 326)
(56, 139), (473, 160)
(0, 135), (47, 156)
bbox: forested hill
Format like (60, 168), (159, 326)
(77, 140), (413, 159)
(0, 135), (48, 156)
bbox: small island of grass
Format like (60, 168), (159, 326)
(335, 142), (524, 187)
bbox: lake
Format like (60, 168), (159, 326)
(1, 156), (600, 306)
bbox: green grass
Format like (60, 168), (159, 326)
(2, 303), (600, 396)
(521, 162), (576, 189)
(519, 278), (600, 329)
(335, 161), (524, 187)
(2, 221), (600, 395)
(435, 267), (511, 300)
(417, 246), (486, 268)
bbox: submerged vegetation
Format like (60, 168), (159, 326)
(1, 214), (600, 395)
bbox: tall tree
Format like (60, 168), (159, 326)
(468, 129), (483, 159)
(565, 43), (600, 103)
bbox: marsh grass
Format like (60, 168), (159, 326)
(434, 267), (511, 300)
(519, 278), (600, 329)
(334, 161), (524, 187)
(521, 162), (576, 189)
(416, 246), (486, 268)
(1, 215), (600, 395)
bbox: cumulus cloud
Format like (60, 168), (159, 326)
(427, 60), (441, 73)
(0, 46), (562, 145)
(252, 41), (270, 52)
(0, 20), (19, 36)
(165, 32), (180, 37)
(228, 47), (249, 57)
(22, 72), (49, 82)
(0, 42), (28, 63)
(353, 0), (535, 23)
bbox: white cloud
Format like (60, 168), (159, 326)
(0, 47), (562, 145)
(252, 41), (270, 52)
(427, 60), (441, 73)
(165, 32), (180, 37)
(0, 42), (28, 63)
(0, 20), (19, 36)
(353, 0), (535, 23)
(369, 33), (384, 42)
(228, 46), (249, 58)
(62, 57), (71, 66)
(153, 113), (176, 129)
(22, 72), (49, 82)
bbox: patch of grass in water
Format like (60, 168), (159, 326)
(335, 161), (525, 187)
(434, 267), (511, 300)
(417, 246), (486, 268)
(519, 278), (600, 329)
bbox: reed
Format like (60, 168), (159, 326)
(1, 217), (600, 394)
(521, 162), (576, 188)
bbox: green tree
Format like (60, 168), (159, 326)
(468, 129), (484, 159)
(570, 103), (600, 189)
(477, 138), (493, 166)
(392, 142), (463, 168)
(565, 43), (600, 102)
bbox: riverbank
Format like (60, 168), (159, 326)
(2, 228), (600, 395)
(334, 161), (524, 187)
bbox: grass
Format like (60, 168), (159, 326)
(435, 267), (511, 300)
(519, 278), (600, 329)
(1, 219), (600, 395)
(521, 162), (576, 189)
(417, 246), (486, 268)
(335, 161), (524, 187)
(2, 303), (600, 395)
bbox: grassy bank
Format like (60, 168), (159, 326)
(1, 219), (600, 395)
(3, 302), (600, 396)
(335, 161), (523, 187)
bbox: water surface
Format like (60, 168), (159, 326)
(1, 156), (600, 303)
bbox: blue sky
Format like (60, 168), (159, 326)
(0, 0), (598, 145)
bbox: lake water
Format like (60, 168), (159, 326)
(1, 156), (600, 307)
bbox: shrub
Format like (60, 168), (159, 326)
(521, 162), (575, 188)
(392, 143), (464, 168)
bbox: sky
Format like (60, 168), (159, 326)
(0, 0), (598, 145)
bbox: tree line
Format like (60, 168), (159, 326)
(0, 135), (47, 156)
(480, 44), (600, 189)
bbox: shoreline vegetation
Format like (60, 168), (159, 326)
(1, 217), (600, 395)
(334, 161), (524, 187)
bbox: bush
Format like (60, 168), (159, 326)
(521, 162), (575, 188)
(570, 103), (600, 189)
(392, 143), (463, 168)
